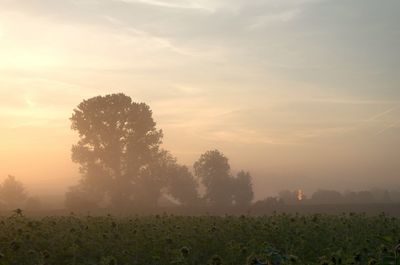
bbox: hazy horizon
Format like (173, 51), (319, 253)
(1, 0), (399, 200)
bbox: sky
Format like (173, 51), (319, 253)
(0, 0), (399, 199)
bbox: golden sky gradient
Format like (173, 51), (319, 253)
(0, 0), (399, 198)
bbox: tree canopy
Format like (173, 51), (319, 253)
(233, 171), (254, 208)
(194, 150), (233, 207)
(193, 150), (254, 208)
(70, 93), (200, 210)
(68, 93), (253, 212)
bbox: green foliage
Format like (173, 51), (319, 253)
(0, 213), (398, 265)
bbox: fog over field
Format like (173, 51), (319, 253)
(0, 0), (399, 205)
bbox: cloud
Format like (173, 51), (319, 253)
(1, 0), (400, 197)
(247, 9), (302, 29)
(1, 0), (399, 141)
(113, 0), (215, 11)
(205, 128), (302, 146)
(376, 120), (400, 136)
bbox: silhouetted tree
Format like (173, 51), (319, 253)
(343, 190), (375, 204)
(194, 150), (234, 207)
(252, 196), (283, 212)
(311, 189), (343, 204)
(232, 171), (254, 207)
(390, 190), (400, 203)
(70, 93), (163, 209)
(263, 196), (283, 206)
(130, 150), (172, 207)
(65, 185), (101, 211)
(70, 93), (200, 210)
(131, 150), (200, 207)
(356, 191), (375, 203)
(278, 190), (298, 205)
(0, 175), (27, 209)
(164, 162), (200, 206)
(370, 188), (392, 203)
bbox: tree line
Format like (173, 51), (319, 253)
(2, 93), (400, 213)
(264, 188), (400, 206)
(2, 172), (400, 213)
(65, 93), (254, 212)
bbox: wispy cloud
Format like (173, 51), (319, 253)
(247, 9), (302, 29)
(290, 98), (400, 105)
(376, 120), (400, 136)
(365, 106), (399, 121)
(0, 0), (400, 197)
(114, 0), (214, 11)
(369, 106), (400, 135)
(205, 128), (302, 146)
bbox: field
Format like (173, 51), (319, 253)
(0, 212), (399, 265)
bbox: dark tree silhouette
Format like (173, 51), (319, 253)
(278, 190), (299, 205)
(252, 196), (283, 212)
(70, 93), (200, 210)
(232, 171), (254, 207)
(194, 150), (234, 207)
(65, 185), (102, 211)
(0, 175), (27, 209)
(310, 189), (343, 204)
(343, 190), (375, 204)
(390, 190), (400, 202)
(165, 163), (200, 206)
(71, 93), (163, 209)
(133, 150), (200, 207)
(370, 188), (392, 203)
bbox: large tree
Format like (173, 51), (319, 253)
(71, 93), (164, 208)
(70, 93), (199, 209)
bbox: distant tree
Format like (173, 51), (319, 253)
(278, 190), (298, 205)
(25, 197), (43, 211)
(369, 188), (392, 203)
(0, 175), (27, 209)
(263, 196), (283, 206)
(129, 150), (172, 207)
(252, 196), (283, 212)
(130, 150), (200, 207)
(311, 189), (343, 204)
(65, 185), (101, 211)
(389, 190), (400, 203)
(194, 150), (235, 207)
(342, 191), (356, 203)
(356, 191), (375, 203)
(164, 163), (200, 206)
(381, 190), (392, 203)
(343, 190), (375, 204)
(232, 171), (254, 208)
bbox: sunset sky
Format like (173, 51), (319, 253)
(0, 0), (399, 198)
